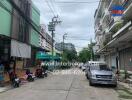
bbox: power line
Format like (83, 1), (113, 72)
(49, 0), (57, 14)
(53, 0), (62, 16)
(49, 0), (60, 16)
(66, 36), (89, 40)
(66, 38), (89, 41)
(55, 1), (99, 4)
(44, 0), (56, 16)
(54, 0), (106, 4)
(55, 34), (90, 41)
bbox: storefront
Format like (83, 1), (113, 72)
(0, 36), (10, 62)
(119, 47), (132, 71)
(10, 39), (31, 71)
(111, 53), (117, 68)
(0, 36), (11, 82)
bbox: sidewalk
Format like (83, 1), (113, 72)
(118, 81), (132, 90)
(116, 82), (132, 100)
(0, 86), (12, 93)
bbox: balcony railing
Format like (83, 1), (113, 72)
(108, 18), (114, 29)
(122, 0), (132, 10)
(107, 0), (112, 7)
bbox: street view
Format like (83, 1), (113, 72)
(0, 0), (132, 100)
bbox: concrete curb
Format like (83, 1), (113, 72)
(0, 86), (12, 93)
(118, 82), (132, 91)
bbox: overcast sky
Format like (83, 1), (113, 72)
(33, 0), (99, 52)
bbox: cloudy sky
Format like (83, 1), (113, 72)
(33, 0), (99, 52)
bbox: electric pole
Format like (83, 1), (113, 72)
(62, 33), (67, 54)
(48, 16), (62, 63)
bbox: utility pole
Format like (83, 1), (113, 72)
(51, 31), (54, 62)
(62, 33), (67, 54)
(90, 39), (93, 61)
(48, 16), (62, 64)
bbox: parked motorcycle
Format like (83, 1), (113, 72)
(10, 72), (20, 88)
(42, 65), (48, 77)
(43, 69), (48, 77)
(26, 69), (35, 82)
(35, 68), (44, 78)
(43, 70), (48, 77)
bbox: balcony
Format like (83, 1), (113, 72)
(108, 0), (119, 10)
(108, 18), (123, 33)
(122, 0), (132, 19)
(95, 29), (102, 36)
(108, 0), (114, 10)
(112, 21), (132, 38)
(95, 22), (102, 33)
(101, 9), (110, 24)
(100, 21), (132, 50)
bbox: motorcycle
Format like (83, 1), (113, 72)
(10, 73), (20, 88)
(13, 77), (20, 88)
(43, 70), (48, 77)
(26, 69), (35, 82)
(35, 68), (44, 78)
(42, 65), (48, 77)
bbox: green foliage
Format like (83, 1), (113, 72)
(78, 48), (91, 63)
(103, 40), (108, 46)
(112, 22), (123, 33)
(124, 70), (130, 79)
(78, 42), (95, 63)
(62, 49), (77, 62)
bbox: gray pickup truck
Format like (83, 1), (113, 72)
(85, 62), (117, 87)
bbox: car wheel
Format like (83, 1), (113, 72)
(82, 69), (85, 71)
(112, 84), (117, 88)
(89, 80), (94, 86)
(17, 83), (20, 87)
(45, 74), (48, 77)
(86, 74), (89, 79)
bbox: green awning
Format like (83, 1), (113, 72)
(52, 56), (61, 60)
(36, 52), (51, 59)
(36, 52), (61, 60)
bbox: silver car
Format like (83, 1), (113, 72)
(86, 62), (117, 87)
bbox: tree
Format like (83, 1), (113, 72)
(88, 42), (95, 61)
(62, 49), (77, 62)
(78, 48), (91, 63)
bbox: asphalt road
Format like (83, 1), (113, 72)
(0, 69), (119, 100)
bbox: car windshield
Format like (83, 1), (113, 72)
(90, 64), (111, 71)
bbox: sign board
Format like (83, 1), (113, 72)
(48, 22), (55, 31)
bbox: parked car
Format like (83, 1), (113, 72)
(81, 63), (88, 71)
(86, 61), (117, 87)
(85, 61), (102, 78)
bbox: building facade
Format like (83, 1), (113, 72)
(27, 3), (41, 67)
(0, 0), (12, 62)
(40, 24), (52, 52)
(40, 24), (61, 60)
(0, 0), (42, 72)
(94, 0), (132, 72)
